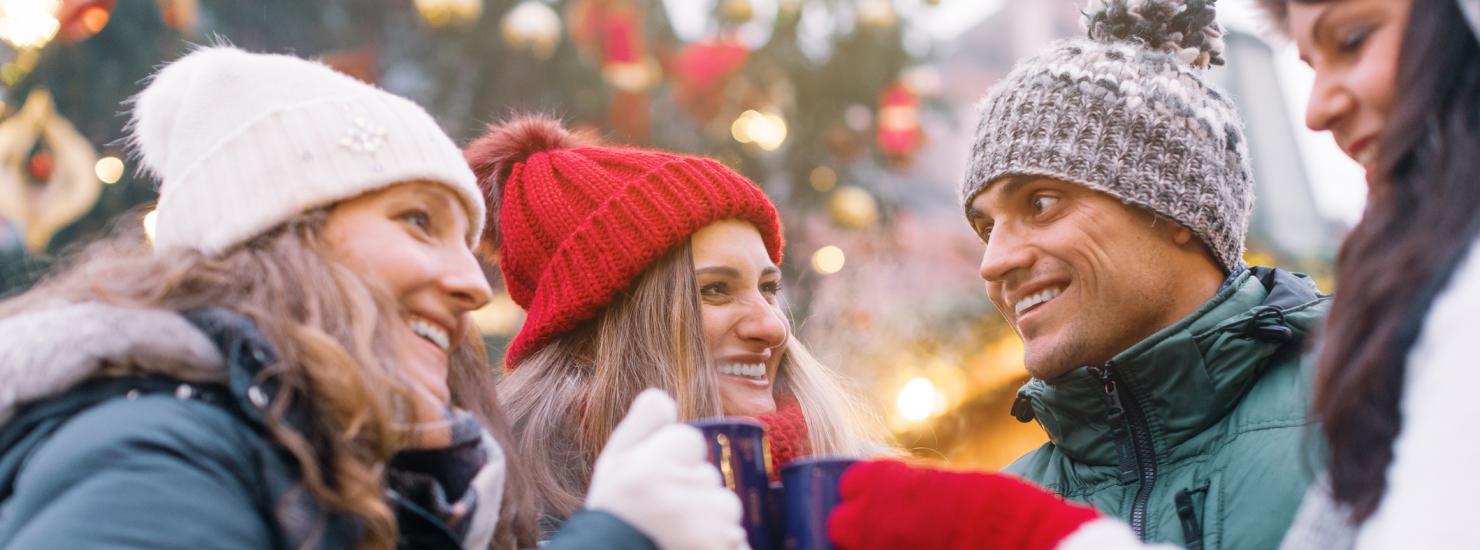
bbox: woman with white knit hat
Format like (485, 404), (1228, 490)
(0, 47), (744, 550)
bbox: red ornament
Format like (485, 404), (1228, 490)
(672, 39), (749, 123)
(28, 151), (54, 182)
(57, 0), (117, 44)
(876, 83), (924, 165)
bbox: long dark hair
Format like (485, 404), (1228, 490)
(1314, 0), (1480, 522)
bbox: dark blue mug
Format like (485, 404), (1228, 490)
(781, 457), (857, 550)
(690, 418), (775, 550)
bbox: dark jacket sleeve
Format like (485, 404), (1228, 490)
(544, 510), (657, 550)
(2, 396), (275, 549)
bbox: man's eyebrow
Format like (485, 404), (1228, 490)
(967, 176), (1036, 221)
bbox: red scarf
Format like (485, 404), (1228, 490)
(756, 398), (811, 479)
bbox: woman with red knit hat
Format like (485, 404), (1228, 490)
(464, 114), (889, 527)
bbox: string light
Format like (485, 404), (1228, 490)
(897, 377), (937, 421)
(811, 245), (845, 274)
(142, 209), (158, 243)
(0, 0), (59, 49)
(94, 156), (123, 184)
(731, 109), (788, 151)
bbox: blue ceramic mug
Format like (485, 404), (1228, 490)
(781, 457), (857, 550)
(690, 418), (775, 550)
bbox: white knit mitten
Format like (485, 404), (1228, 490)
(585, 389), (747, 550)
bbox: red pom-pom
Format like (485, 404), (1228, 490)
(463, 114), (595, 255)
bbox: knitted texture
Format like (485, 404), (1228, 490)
(757, 398), (811, 479)
(465, 117), (783, 367)
(130, 46), (482, 255)
(828, 460), (1101, 550)
(964, 0), (1253, 273)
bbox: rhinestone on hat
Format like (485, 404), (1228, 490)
(340, 116), (388, 154)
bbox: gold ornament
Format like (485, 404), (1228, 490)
(502, 1), (562, 59)
(857, 0), (897, 28)
(415, 0), (483, 27)
(721, 0), (753, 24)
(828, 186), (879, 229)
(0, 89), (102, 252)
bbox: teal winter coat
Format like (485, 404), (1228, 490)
(1005, 267), (1330, 550)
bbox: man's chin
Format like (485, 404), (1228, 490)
(1022, 340), (1081, 380)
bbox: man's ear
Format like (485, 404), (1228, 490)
(1172, 226), (1196, 246)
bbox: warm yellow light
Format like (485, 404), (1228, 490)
(415, 0), (482, 27)
(897, 377), (936, 421)
(750, 112), (787, 151)
(95, 156), (124, 184)
(501, 1), (561, 59)
(811, 245), (845, 274)
(0, 0), (60, 49)
(731, 110), (758, 144)
(809, 166), (837, 192)
(857, 0), (897, 28)
(142, 209), (158, 243)
(471, 293), (524, 336)
(732, 109), (787, 151)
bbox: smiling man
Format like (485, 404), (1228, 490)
(953, 2), (1333, 548)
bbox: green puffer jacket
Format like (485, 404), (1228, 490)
(1004, 267), (1330, 550)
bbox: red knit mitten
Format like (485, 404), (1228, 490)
(827, 460), (1100, 550)
(757, 399), (811, 479)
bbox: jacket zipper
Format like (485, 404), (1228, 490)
(1093, 363), (1158, 541)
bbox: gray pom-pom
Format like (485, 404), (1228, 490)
(1084, 0), (1227, 68)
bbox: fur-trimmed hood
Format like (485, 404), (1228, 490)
(0, 301), (225, 424)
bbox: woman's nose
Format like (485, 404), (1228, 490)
(440, 250), (494, 313)
(735, 298), (788, 350)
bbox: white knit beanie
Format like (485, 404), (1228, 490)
(129, 46), (483, 255)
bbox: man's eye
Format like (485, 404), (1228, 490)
(976, 224), (993, 244)
(761, 281), (783, 295)
(1031, 195), (1059, 212)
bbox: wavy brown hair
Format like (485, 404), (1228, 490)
(1, 211), (537, 548)
(1295, 0), (1480, 522)
(499, 242), (891, 523)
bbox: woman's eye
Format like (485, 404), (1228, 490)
(1338, 26), (1372, 53)
(1031, 195), (1059, 213)
(400, 209), (432, 232)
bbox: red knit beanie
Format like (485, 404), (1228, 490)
(465, 115), (784, 368)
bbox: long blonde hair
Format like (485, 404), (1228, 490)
(499, 242), (889, 521)
(1, 212), (537, 549)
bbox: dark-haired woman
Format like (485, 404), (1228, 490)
(1256, 0), (1480, 548)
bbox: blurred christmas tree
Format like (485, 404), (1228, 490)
(0, 0), (950, 355)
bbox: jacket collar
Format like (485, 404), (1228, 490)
(1018, 267), (1326, 466)
(0, 301), (225, 424)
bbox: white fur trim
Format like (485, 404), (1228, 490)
(1355, 237), (1480, 548)
(462, 430), (507, 550)
(0, 302), (223, 423)
(130, 46), (483, 256)
(1056, 518), (1179, 550)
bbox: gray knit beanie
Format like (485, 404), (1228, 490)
(964, 0), (1253, 273)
